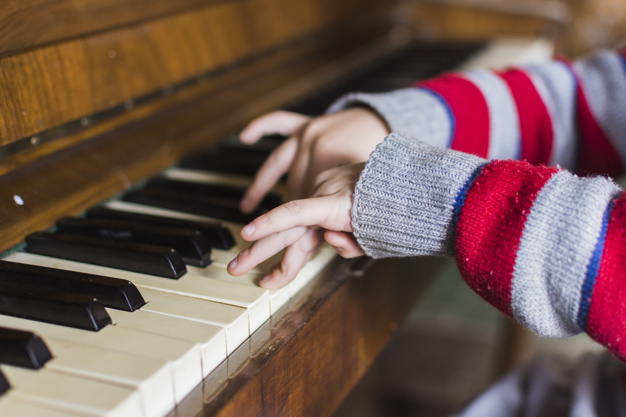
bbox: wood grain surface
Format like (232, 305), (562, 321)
(0, 0), (390, 149)
(0, 26), (400, 254)
(0, 0), (235, 57)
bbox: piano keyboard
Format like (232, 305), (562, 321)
(0, 38), (552, 417)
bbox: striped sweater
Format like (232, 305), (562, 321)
(330, 50), (626, 360)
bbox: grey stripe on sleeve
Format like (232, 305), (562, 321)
(574, 51), (626, 164)
(525, 62), (578, 170)
(460, 69), (520, 160)
(511, 171), (621, 337)
(352, 132), (485, 258)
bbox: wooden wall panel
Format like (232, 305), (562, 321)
(0, 0), (389, 149)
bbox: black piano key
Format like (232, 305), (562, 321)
(0, 327), (52, 369)
(0, 369), (9, 396)
(144, 178), (282, 211)
(0, 260), (145, 312)
(26, 232), (187, 280)
(123, 188), (261, 224)
(178, 148), (266, 177)
(86, 207), (235, 250)
(0, 283), (111, 331)
(289, 42), (486, 114)
(56, 218), (213, 267)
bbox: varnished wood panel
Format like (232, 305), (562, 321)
(0, 0), (391, 149)
(0, 0), (235, 58)
(0, 29), (400, 253)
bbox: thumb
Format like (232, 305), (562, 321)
(324, 231), (364, 258)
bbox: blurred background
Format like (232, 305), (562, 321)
(397, 0), (626, 57)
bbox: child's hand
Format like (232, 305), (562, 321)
(239, 108), (389, 213)
(228, 163), (366, 289)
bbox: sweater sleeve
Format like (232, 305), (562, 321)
(353, 132), (626, 360)
(329, 50), (626, 177)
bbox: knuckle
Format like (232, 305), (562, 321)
(300, 118), (326, 143)
(315, 133), (340, 151)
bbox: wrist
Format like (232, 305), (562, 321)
(327, 88), (452, 148)
(351, 132), (485, 258)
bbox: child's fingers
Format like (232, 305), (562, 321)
(259, 229), (324, 290)
(239, 111), (310, 144)
(227, 226), (308, 276)
(241, 195), (349, 242)
(240, 136), (298, 213)
(324, 230), (364, 258)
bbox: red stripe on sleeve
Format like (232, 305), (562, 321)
(498, 69), (553, 165)
(455, 160), (558, 316)
(586, 192), (626, 361)
(560, 59), (623, 176)
(418, 74), (490, 157)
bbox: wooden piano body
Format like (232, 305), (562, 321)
(0, 1), (558, 416)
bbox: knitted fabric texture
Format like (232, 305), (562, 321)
(341, 49), (626, 358)
(353, 134), (626, 357)
(352, 132), (484, 258)
(329, 50), (626, 176)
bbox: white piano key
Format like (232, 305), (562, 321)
(3, 252), (248, 355)
(2, 365), (143, 417)
(0, 394), (77, 417)
(138, 288), (248, 355)
(188, 264), (290, 315)
(6, 252), (269, 336)
(43, 337), (174, 417)
(105, 200), (237, 226)
(141, 288), (250, 355)
(0, 314), (202, 404)
(102, 201), (334, 312)
(106, 308), (227, 377)
(226, 339), (250, 378)
(163, 168), (254, 188)
(459, 37), (553, 71)
(184, 265), (270, 330)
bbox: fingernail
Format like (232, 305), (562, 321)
(242, 223), (255, 236)
(228, 257), (238, 270)
(261, 274), (271, 282)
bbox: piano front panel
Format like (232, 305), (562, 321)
(0, 0), (393, 153)
(0, 24), (402, 253)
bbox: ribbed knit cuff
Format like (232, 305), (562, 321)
(326, 88), (453, 148)
(352, 132), (485, 258)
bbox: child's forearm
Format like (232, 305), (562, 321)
(353, 132), (626, 360)
(330, 50), (626, 177)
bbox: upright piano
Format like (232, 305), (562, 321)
(0, 1), (555, 416)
